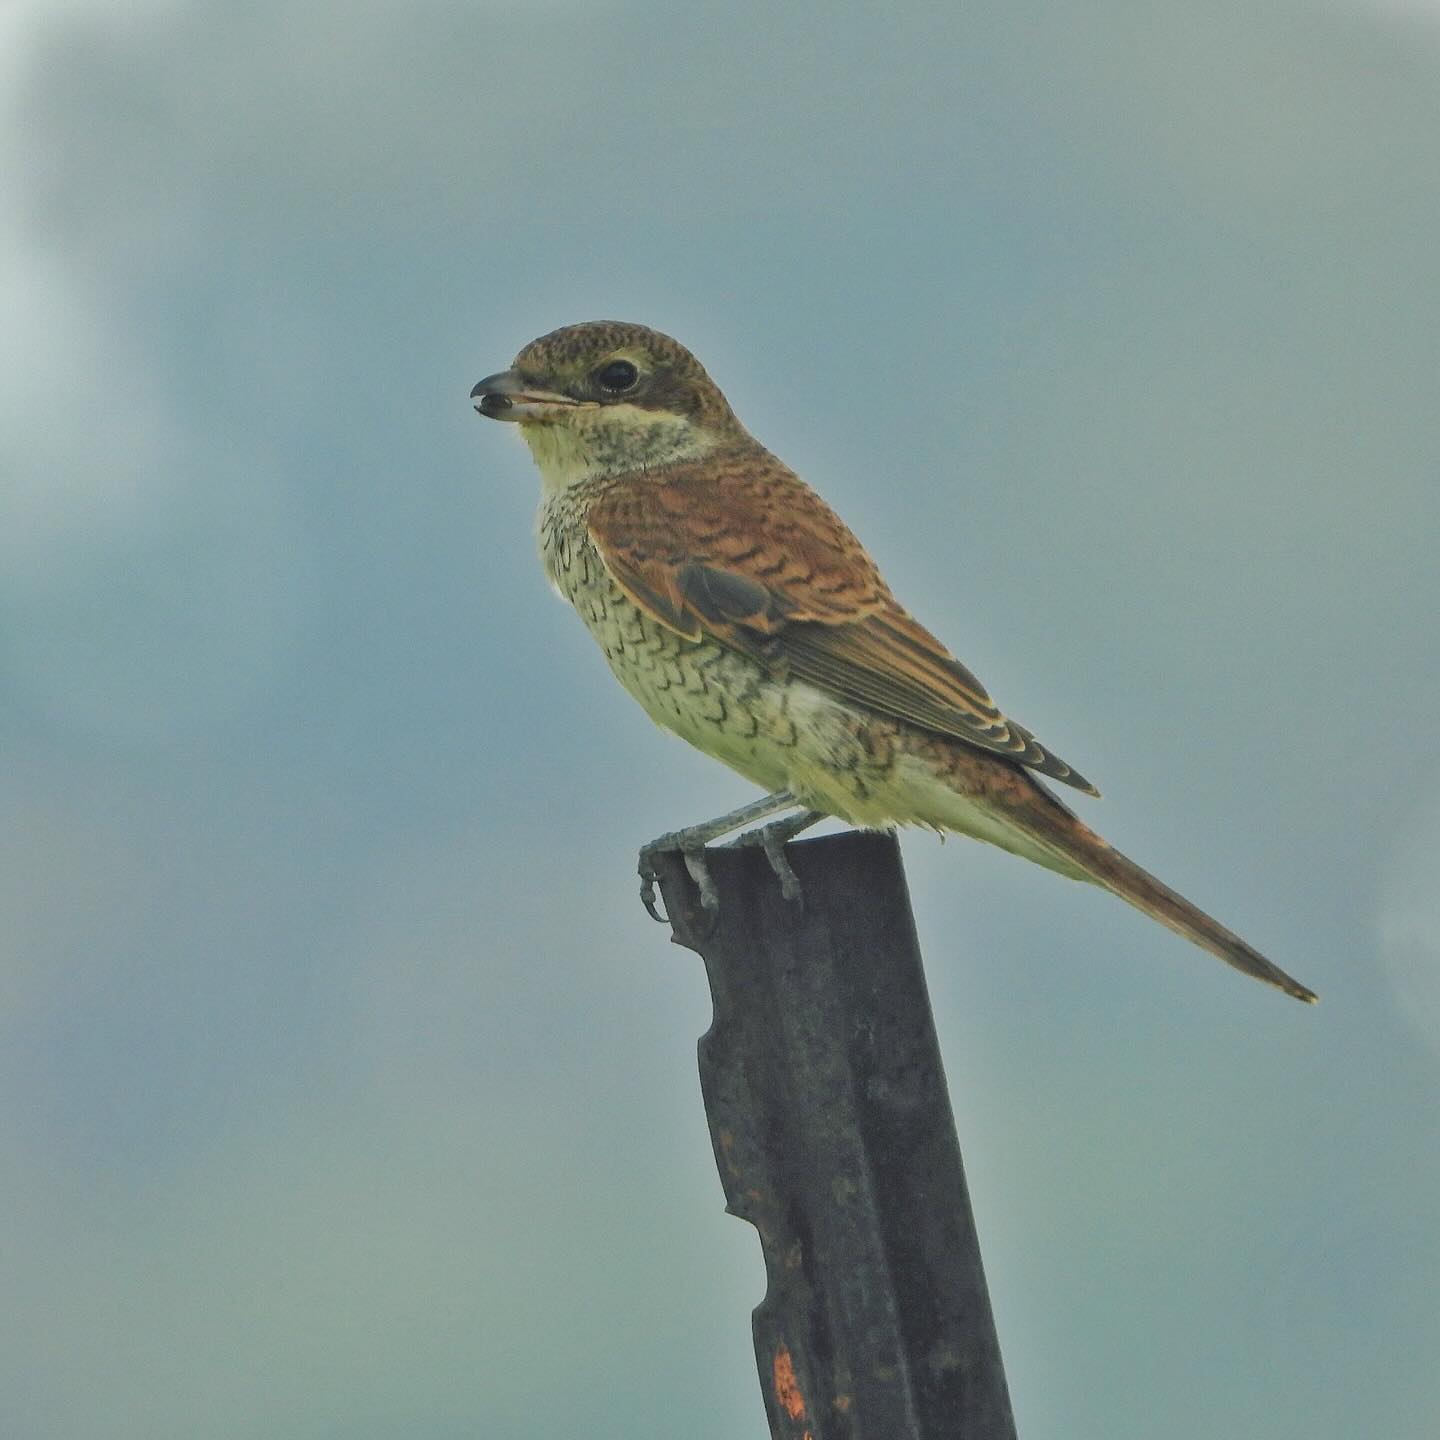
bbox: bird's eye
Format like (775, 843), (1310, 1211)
(594, 359), (640, 394)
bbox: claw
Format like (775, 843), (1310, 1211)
(727, 812), (821, 908)
(635, 790), (803, 924)
(639, 843), (720, 921)
(759, 827), (804, 905)
(683, 849), (721, 911)
(638, 857), (669, 924)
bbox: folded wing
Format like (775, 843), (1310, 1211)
(587, 458), (1098, 795)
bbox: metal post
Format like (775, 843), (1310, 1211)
(652, 829), (1018, 1439)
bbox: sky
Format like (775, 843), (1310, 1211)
(2, 1), (1439, 1436)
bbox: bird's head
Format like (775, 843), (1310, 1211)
(471, 321), (746, 491)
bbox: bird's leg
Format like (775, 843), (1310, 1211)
(639, 790), (802, 922)
(726, 810), (825, 904)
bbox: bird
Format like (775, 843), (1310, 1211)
(470, 320), (1316, 1003)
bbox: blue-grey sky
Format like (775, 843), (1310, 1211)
(3, 2), (1439, 1437)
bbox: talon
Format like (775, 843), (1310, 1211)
(751, 822), (803, 906)
(764, 833), (804, 906)
(638, 861), (669, 924)
(683, 849), (721, 912)
(724, 810), (822, 906)
(643, 893), (666, 923)
(636, 793), (812, 926)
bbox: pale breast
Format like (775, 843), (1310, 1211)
(536, 496), (904, 824)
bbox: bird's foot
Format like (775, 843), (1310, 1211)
(640, 831), (724, 923)
(638, 790), (813, 924)
(725, 810), (825, 906)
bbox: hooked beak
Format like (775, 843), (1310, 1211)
(470, 370), (581, 422)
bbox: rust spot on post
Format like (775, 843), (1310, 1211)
(772, 1343), (807, 1422)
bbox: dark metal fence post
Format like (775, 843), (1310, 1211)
(653, 829), (1018, 1439)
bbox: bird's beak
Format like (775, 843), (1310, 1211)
(470, 370), (580, 422)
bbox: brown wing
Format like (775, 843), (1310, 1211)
(587, 457), (1099, 794)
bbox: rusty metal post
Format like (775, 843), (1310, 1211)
(653, 829), (1018, 1439)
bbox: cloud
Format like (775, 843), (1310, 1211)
(1, 2), (315, 744)
(0, 245), (307, 744)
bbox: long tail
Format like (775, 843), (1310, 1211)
(1011, 782), (1318, 1003)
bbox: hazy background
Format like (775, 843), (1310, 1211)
(3, 2), (1438, 1436)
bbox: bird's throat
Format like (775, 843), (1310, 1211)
(520, 410), (719, 494)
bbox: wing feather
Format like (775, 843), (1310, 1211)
(587, 457), (1098, 794)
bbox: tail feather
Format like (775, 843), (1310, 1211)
(1080, 836), (1316, 1003)
(1013, 786), (1318, 1003)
